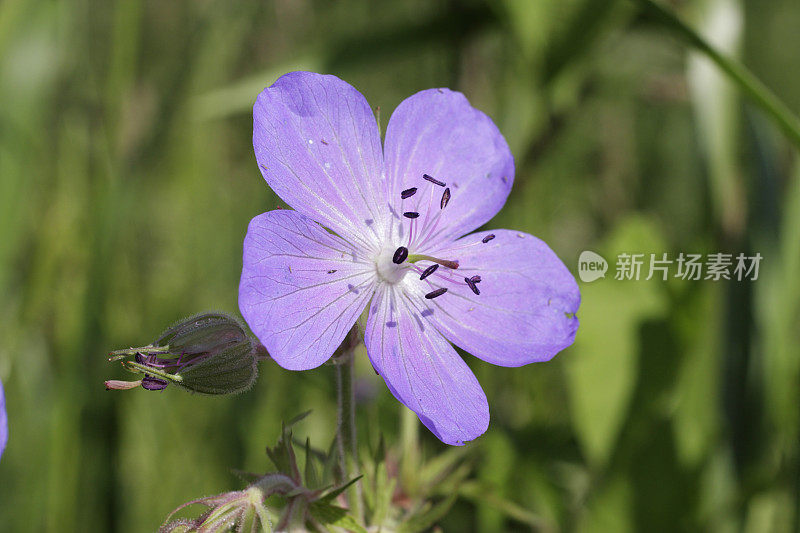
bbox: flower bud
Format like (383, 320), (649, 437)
(107, 312), (260, 395)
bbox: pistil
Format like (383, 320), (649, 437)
(407, 254), (459, 270)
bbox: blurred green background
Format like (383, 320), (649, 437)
(1, 0), (799, 531)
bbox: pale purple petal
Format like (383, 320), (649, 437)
(364, 284), (489, 445)
(253, 72), (387, 250)
(410, 230), (580, 366)
(383, 89), (513, 250)
(239, 210), (376, 370)
(0, 378), (6, 460)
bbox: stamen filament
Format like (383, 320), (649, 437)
(411, 205), (445, 249)
(409, 181), (438, 249)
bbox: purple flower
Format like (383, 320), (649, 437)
(239, 72), (580, 445)
(0, 378), (7, 460)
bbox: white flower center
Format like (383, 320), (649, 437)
(374, 243), (409, 285)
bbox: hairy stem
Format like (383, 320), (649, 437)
(335, 330), (363, 522)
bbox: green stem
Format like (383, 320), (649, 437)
(335, 343), (363, 523)
(400, 406), (420, 494)
(633, 0), (800, 150)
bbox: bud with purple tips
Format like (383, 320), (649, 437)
(106, 312), (260, 395)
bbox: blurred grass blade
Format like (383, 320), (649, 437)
(634, 0), (800, 149)
(686, 0), (745, 237)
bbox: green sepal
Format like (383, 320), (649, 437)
(175, 341), (258, 395)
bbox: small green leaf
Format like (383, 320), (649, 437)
(398, 492), (458, 533)
(318, 475), (363, 504)
(308, 502), (367, 533)
(304, 438), (320, 489)
(285, 410), (312, 428)
(458, 480), (548, 529)
(417, 446), (471, 487)
(321, 438), (339, 486)
(372, 467), (396, 528)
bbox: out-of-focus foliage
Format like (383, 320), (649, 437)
(1, 0), (799, 531)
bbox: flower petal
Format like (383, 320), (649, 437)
(253, 72), (387, 250)
(239, 209), (376, 370)
(383, 89), (514, 250)
(364, 284), (489, 445)
(409, 230), (580, 366)
(0, 378), (6, 460)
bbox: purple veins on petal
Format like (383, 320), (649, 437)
(252, 72), (387, 247)
(393, 246), (409, 264)
(403, 211), (420, 219)
(401, 187), (417, 199)
(418, 229), (580, 367)
(423, 173), (446, 187)
(424, 287), (448, 299)
(383, 88), (514, 250)
(440, 187), (451, 209)
(363, 285), (489, 445)
(239, 209), (375, 371)
(420, 264), (439, 281)
(482, 234), (495, 243)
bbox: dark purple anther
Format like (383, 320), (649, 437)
(401, 187), (417, 199)
(403, 211), (420, 219)
(393, 246), (409, 264)
(482, 234), (495, 243)
(440, 187), (451, 209)
(465, 276), (481, 295)
(424, 287), (448, 299)
(419, 263), (439, 281)
(423, 173), (446, 187)
(141, 376), (169, 391)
